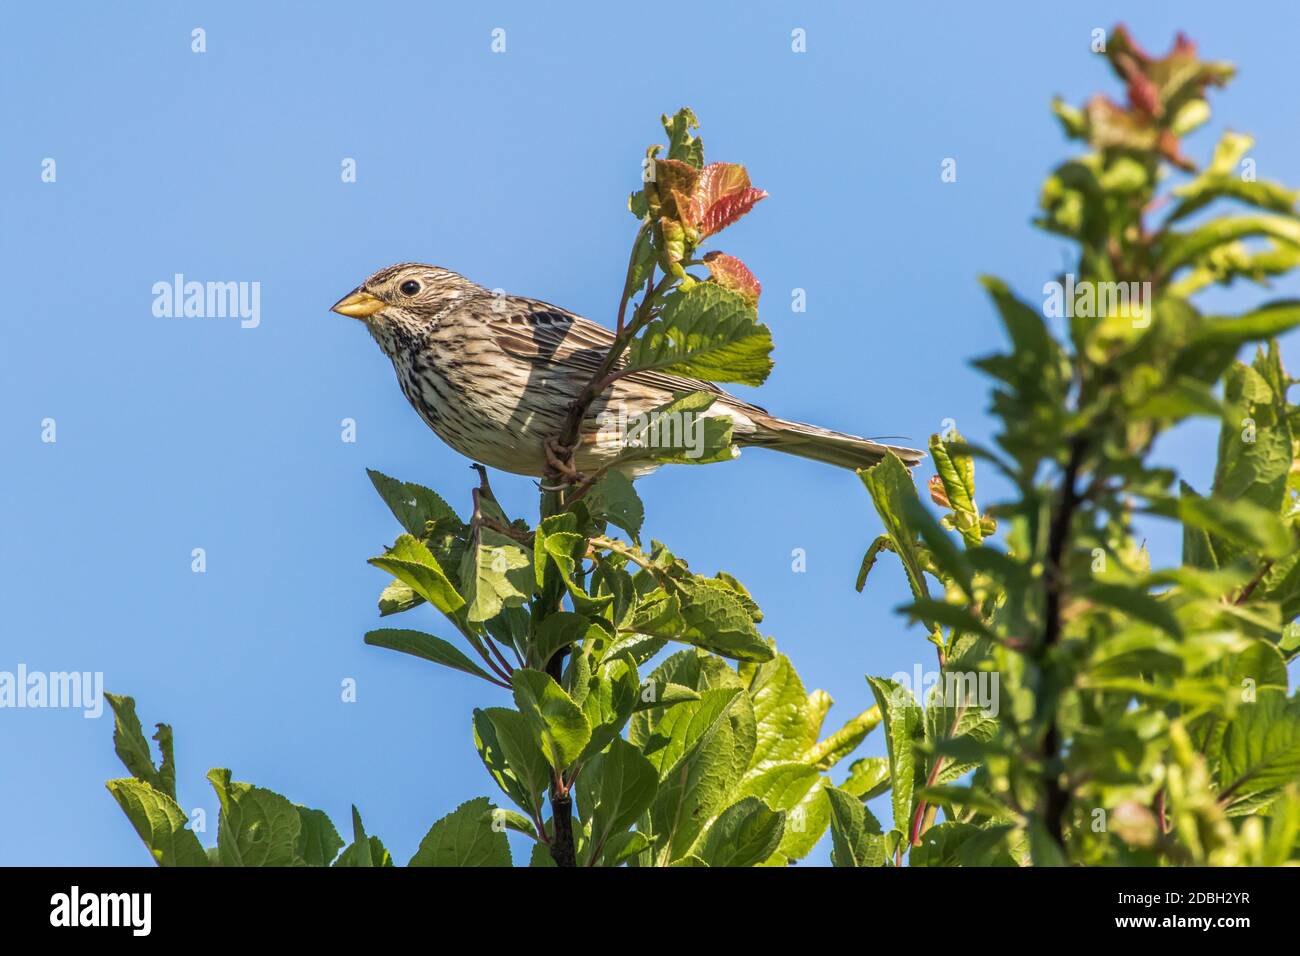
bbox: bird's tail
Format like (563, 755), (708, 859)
(742, 414), (924, 471)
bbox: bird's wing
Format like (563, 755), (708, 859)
(489, 296), (769, 415)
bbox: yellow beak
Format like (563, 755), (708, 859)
(331, 289), (386, 319)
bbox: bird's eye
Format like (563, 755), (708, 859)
(399, 280), (421, 296)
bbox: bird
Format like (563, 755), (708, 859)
(331, 263), (923, 480)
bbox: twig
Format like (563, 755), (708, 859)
(547, 272), (674, 492)
(479, 515), (534, 546)
(1235, 560), (1273, 605)
(484, 635), (515, 679)
(587, 535), (654, 571)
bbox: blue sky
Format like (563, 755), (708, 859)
(3, 1), (1298, 866)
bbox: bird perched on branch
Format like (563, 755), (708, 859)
(332, 263), (923, 479)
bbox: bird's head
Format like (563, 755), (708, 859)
(331, 262), (483, 351)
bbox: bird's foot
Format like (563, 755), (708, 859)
(544, 437), (585, 486)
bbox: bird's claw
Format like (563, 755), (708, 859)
(544, 437), (585, 485)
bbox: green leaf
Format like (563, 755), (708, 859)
(648, 688), (755, 862)
(738, 762), (830, 860)
(633, 577), (773, 662)
(1179, 481), (1220, 570)
(460, 527), (534, 624)
(586, 470), (645, 542)
(511, 668), (592, 771)
(1218, 690), (1300, 815)
(625, 284), (774, 386)
(930, 431), (983, 546)
(867, 676), (924, 836)
(534, 513), (584, 588)
(1168, 132), (1296, 220)
(104, 694), (175, 799)
(898, 599), (993, 641)
(840, 756), (891, 800)
(530, 613), (591, 672)
(599, 830), (650, 867)
(859, 455), (932, 616)
(623, 226), (657, 299)
(1159, 217), (1300, 275)
(1260, 552), (1300, 627)
(333, 806), (393, 867)
(747, 654), (818, 768)
(207, 769), (302, 867)
(976, 274), (1069, 400)
(633, 681), (700, 711)
(579, 655), (641, 761)
(364, 629), (498, 684)
(1083, 582), (1183, 638)
(696, 796), (784, 867)
(492, 808), (538, 840)
(613, 390), (739, 467)
(105, 779), (208, 867)
(1169, 241), (1300, 299)
(377, 578), (424, 616)
(855, 535), (892, 592)
(639, 688), (746, 774)
(534, 513), (610, 615)
(409, 797), (511, 867)
(151, 725), (177, 804)
(529, 840), (557, 867)
(366, 468), (461, 536)
(1180, 301), (1300, 378)
(825, 786), (886, 867)
(578, 738), (658, 864)
(910, 820), (1016, 866)
(295, 806), (344, 866)
(902, 495), (973, 598)
(1127, 377), (1224, 421)
(1176, 493), (1292, 560)
(922, 680), (1000, 784)
(804, 707), (883, 771)
(915, 785), (1016, 824)
(473, 707), (550, 818)
(368, 534), (464, 614)
(662, 107), (703, 168)
(1215, 361), (1293, 515)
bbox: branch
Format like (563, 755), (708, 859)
(547, 270), (674, 488)
(587, 535), (655, 571)
(1234, 560), (1273, 605)
(1039, 435), (1087, 853)
(544, 649), (577, 866)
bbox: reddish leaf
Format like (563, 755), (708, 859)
(1105, 24), (1233, 121)
(702, 252), (761, 305)
(688, 163), (768, 238)
(928, 475), (951, 509)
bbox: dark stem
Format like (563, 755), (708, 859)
(546, 272), (672, 494)
(1235, 560), (1273, 605)
(1039, 435), (1086, 853)
(544, 650), (577, 866)
(547, 785), (577, 867)
(535, 231), (668, 867)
